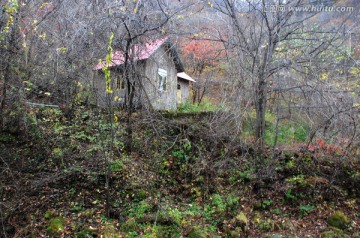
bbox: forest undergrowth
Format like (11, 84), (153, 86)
(0, 107), (359, 238)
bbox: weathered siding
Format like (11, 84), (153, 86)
(178, 78), (190, 104)
(93, 70), (127, 107)
(93, 45), (182, 110)
(143, 46), (177, 110)
(93, 71), (107, 107)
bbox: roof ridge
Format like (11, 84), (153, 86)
(93, 36), (168, 70)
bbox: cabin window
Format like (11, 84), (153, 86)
(158, 68), (167, 91)
(116, 75), (125, 89)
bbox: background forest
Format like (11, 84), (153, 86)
(0, 0), (359, 237)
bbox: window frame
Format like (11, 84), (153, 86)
(116, 75), (125, 90)
(158, 68), (167, 92)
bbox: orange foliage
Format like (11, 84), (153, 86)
(180, 38), (226, 74)
(181, 39), (224, 64)
(313, 137), (344, 155)
(315, 138), (326, 150)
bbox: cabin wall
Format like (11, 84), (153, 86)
(178, 78), (190, 104)
(93, 69), (127, 107)
(143, 46), (177, 110)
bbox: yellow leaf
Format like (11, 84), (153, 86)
(320, 73), (329, 80)
(57, 47), (67, 53)
(40, 2), (49, 9)
(114, 114), (119, 124)
(39, 32), (46, 40)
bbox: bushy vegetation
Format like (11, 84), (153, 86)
(244, 110), (311, 146)
(1, 0), (359, 237)
(177, 98), (220, 113)
(0, 107), (359, 237)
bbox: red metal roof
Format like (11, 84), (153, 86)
(93, 37), (168, 70)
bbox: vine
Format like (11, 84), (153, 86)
(0, 0), (19, 46)
(102, 32), (114, 94)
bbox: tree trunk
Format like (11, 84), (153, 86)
(0, 27), (16, 130)
(0, 63), (9, 129)
(255, 78), (267, 157)
(125, 76), (135, 153)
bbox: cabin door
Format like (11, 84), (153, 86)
(177, 83), (182, 104)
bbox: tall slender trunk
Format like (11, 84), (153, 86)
(125, 78), (135, 153)
(0, 28), (16, 130)
(0, 63), (9, 129)
(254, 39), (274, 160)
(123, 37), (134, 153)
(255, 78), (267, 159)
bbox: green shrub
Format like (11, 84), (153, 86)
(0, 133), (16, 143)
(102, 224), (118, 238)
(211, 194), (226, 213)
(286, 175), (308, 187)
(177, 99), (218, 113)
(75, 228), (97, 238)
(44, 210), (54, 219)
(233, 212), (248, 232)
(225, 193), (240, 211)
(298, 204), (315, 218)
(320, 227), (347, 238)
(120, 218), (139, 232)
(110, 159), (123, 172)
(229, 169), (253, 184)
(47, 217), (65, 235)
(294, 123), (309, 142)
(129, 201), (152, 219)
(261, 199), (273, 210)
(327, 211), (350, 230)
(158, 205), (183, 227)
(52, 148), (64, 158)
(245, 111), (310, 146)
(253, 199), (273, 210)
(187, 225), (209, 238)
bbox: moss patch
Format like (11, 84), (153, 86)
(327, 211), (350, 230)
(47, 217), (65, 235)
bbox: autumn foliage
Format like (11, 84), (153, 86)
(180, 38), (225, 75)
(307, 137), (344, 155)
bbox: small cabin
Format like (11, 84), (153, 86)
(93, 37), (195, 110)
